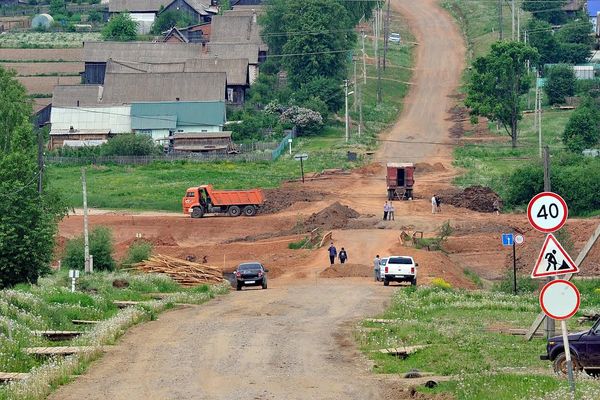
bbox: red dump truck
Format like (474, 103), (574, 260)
(182, 185), (265, 218)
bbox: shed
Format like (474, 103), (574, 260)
(49, 128), (112, 150)
(31, 14), (54, 29)
(171, 131), (234, 153)
(573, 65), (595, 80)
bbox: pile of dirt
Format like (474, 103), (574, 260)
(304, 202), (360, 231)
(259, 186), (328, 214)
(440, 185), (501, 213)
(415, 162), (447, 174)
(120, 236), (178, 247)
(319, 263), (371, 278)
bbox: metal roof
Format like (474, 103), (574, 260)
(109, 0), (170, 12)
(131, 101), (226, 128)
(131, 114), (177, 130)
(102, 71), (226, 104)
(173, 131), (232, 139)
(588, 0), (600, 16)
(210, 14), (267, 51)
(83, 42), (204, 63)
(207, 42), (260, 64)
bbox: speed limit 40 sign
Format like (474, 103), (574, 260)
(527, 192), (568, 233)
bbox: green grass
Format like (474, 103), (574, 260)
(0, 32), (101, 48)
(288, 236), (310, 249)
(360, 281), (600, 399)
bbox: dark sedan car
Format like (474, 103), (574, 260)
(235, 262), (268, 291)
(541, 318), (600, 377)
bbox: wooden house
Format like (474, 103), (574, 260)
(171, 131), (234, 153)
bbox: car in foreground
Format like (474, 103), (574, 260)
(388, 32), (401, 43)
(377, 257), (388, 282)
(540, 318), (600, 377)
(235, 262), (268, 291)
(382, 256), (417, 286)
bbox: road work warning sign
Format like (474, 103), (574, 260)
(531, 234), (579, 278)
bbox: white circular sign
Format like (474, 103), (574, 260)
(515, 235), (524, 244)
(539, 279), (580, 320)
(527, 192), (568, 233)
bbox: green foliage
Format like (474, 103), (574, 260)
(504, 163), (544, 209)
(463, 268), (483, 288)
(62, 226), (116, 271)
(288, 237), (310, 249)
(430, 277), (452, 290)
(521, 0), (567, 24)
(230, 110), (282, 142)
(151, 10), (193, 34)
(294, 77), (344, 113)
(494, 269), (539, 294)
(526, 18), (592, 66)
(562, 98), (600, 152)
(526, 19), (559, 65)
(102, 134), (162, 156)
(337, 0), (376, 25)
(466, 41), (538, 147)
(0, 66), (64, 289)
(544, 64), (576, 105)
(121, 240), (153, 268)
(49, 0), (66, 16)
(102, 13), (138, 41)
(88, 10), (102, 23)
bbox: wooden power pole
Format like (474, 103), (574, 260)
(383, 0), (390, 71)
(498, 0), (503, 40)
(82, 168), (91, 273)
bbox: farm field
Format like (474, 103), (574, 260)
(17, 75), (80, 93)
(0, 47), (82, 61)
(0, 32), (101, 48)
(1, 61), (82, 75)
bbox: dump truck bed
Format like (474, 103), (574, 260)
(203, 185), (264, 206)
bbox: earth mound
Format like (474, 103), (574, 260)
(319, 263), (371, 278)
(304, 202), (360, 230)
(260, 187), (327, 214)
(440, 185), (501, 213)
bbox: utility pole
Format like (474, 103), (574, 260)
(375, 3), (382, 104)
(543, 145), (555, 339)
(345, 79), (349, 143)
(538, 75), (543, 158)
(81, 168), (91, 273)
(498, 0), (503, 40)
(353, 59), (358, 112)
(361, 30), (367, 84)
(517, 0), (520, 41)
(383, 0), (390, 71)
(511, 0), (515, 40)
(358, 80), (363, 137)
(37, 130), (43, 195)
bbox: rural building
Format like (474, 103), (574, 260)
(0, 16), (30, 31)
(109, 0), (217, 34)
(209, 12), (268, 53)
(106, 58), (249, 104)
(82, 42), (204, 84)
(230, 0), (263, 7)
(131, 101), (225, 142)
(562, 0), (584, 17)
(207, 42), (261, 83)
(171, 131), (233, 153)
(163, 23), (211, 43)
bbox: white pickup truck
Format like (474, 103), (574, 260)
(382, 256), (418, 286)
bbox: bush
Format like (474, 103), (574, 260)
(494, 269), (538, 294)
(121, 240), (153, 267)
(88, 10), (102, 23)
(562, 99), (600, 153)
(230, 111), (282, 142)
(62, 226), (116, 271)
(280, 106), (323, 135)
(102, 134), (162, 156)
(102, 13), (138, 41)
(431, 277), (452, 290)
(151, 10), (193, 34)
(544, 64), (575, 105)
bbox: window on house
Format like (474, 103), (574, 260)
(136, 129), (152, 136)
(227, 88), (234, 103)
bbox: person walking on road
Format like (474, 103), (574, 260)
(435, 195), (442, 213)
(339, 248), (348, 264)
(373, 255), (381, 281)
(431, 195), (437, 214)
(383, 201), (390, 220)
(493, 199), (501, 215)
(388, 202), (395, 221)
(328, 243), (337, 266)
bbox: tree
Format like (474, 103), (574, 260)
(260, 0), (289, 59)
(151, 10), (193, 34)
(63, 226), (116, 272)
(465, 41), (538, 148)
(544, 64), (576, 105)
(280, 0), (353, 89)
(88, 10), (102, 23)
(0, 66), (65, 288)
(49, 0), (66, 16)
(101, 134), (162, 156)
(562, 98), (600, 152)
(102, 13), (138, 41)
(522, 0), (567, 24)
(526, 19), (559, 65)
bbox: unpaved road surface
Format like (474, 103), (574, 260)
(377, 0), (466, 163)
(49, 281), (401, 400)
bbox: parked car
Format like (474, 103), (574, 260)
(234, 262), (268, 291)
(378, 257), (389, 282)
(388, 32), (401, 43)
(540, 318), (600, 377)
(382, 256), (417, 286)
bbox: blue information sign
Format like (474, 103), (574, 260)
(502, 233), (514, 246)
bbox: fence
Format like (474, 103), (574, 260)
(45, 152), (273, 165)
(271, 132), (294, 160)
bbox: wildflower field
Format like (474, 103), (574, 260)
(360, 281), (600, 399)
(0, 271), (228, 400)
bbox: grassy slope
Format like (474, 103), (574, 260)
(360, 283), (600, 399)
(46, 15), (413, 212)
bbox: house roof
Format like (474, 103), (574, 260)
(106, 58), (249, 86)
(131, 114), (177, 130)
(176, 0), (213, 16)
(207, 42), (259, 64)
(163, 27), (189, 43)
(224, 7), (264, 17)
(52, 85), (102, 107)
(131, 101), (226, 128)
(588, 0), (600, 16)
(209, 14), (267, 51)
(102, 71), (226, 104)
(109, 0), (170, 13)
(562, 0), (583, 12)
(231, 0), (263, 6)
(173, 132), (232, 139)
(83, 41), (203, 63)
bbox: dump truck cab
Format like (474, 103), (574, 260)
(386, 163), (415, 200)
(182, 185), (264, 218)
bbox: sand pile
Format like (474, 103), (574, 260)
(319, 263), (372, 278)
(304, 202), (360, 231)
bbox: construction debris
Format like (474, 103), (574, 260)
(440, 185), (502, 213)
(0, 372), (29, 383)
(376, 345), (429, 357)
(134, 254), (225, 286)
(25, 346), (103, 356)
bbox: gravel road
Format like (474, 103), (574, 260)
(48, 280), (395, 400)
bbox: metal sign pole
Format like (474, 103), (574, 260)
(561, 319), (576, 396)
(513, 240), (517, 295)
(300, 157), (305, 183)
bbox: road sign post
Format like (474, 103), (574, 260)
(294, 154), (308, 183)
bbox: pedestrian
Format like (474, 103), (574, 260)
(493, 199), (501, 215)
(339, 248), (348, 264)
(328, 242), (337, 266)
(388, 202), (395, 221)
(431, 195), (437, 214)
(383, 201), (390, 220)
(435, 195), (442, 213)
(373, 255), (381, 282)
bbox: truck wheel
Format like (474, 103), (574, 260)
(383, 279), (389, 286)
(262, 279), (267, 289)
(553, 352), (582, 376)
(228, 206), (241, 217)
(236, 283), (242, 291)
(191, 207), (204, 218)
(411, 278), (417, 286)
(585, 369), (600, 378)
(243, 205), (257, 216)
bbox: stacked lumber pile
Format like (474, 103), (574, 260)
(134, 255), (224, 286)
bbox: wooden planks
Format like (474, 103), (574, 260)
(72, 319), (99, 325)
(25, 346), (100, 356)
(113, 300), (143, 309)
(376, 345), (429, 356)
(32, 331), (83, 341)
(0, 372), (29, 383)
(135, 254), (224, 286)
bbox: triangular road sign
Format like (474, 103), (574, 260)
(531, 234), (579, 278)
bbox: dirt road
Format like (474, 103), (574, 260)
(377, 0), (466, 163)
(48, 281), (402, 400)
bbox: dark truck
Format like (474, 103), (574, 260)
(540, 318), (600, 377)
